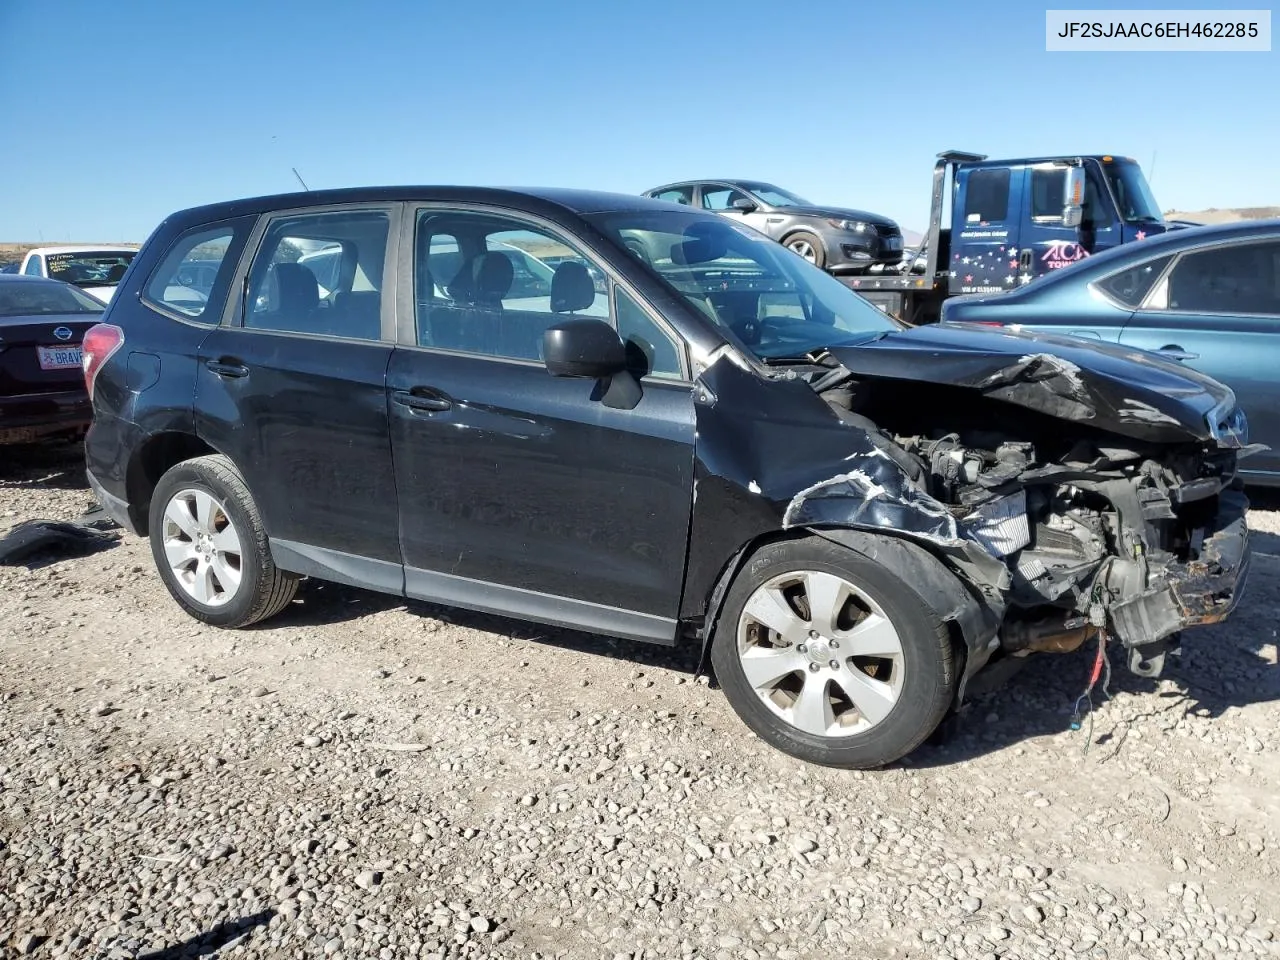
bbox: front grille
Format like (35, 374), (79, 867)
(875, 224), (901, 239)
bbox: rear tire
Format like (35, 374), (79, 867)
(711, 536), (956, 768)
(148, 454), (298, 628)
(784, 231), (826, 269)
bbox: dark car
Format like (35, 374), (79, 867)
(83, 187), (1250, 769)
(641, 180), (904, 273)
(0, 274), (105, 445)
(941, 219), (1280, 486)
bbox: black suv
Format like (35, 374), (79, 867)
(84, 187), (1252, 769)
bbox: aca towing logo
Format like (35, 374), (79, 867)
(1041, 240), (1091, 270)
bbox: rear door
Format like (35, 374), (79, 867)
(950, 165), (1022, 295)
(1119, 237), (1280, 478)
(194, 204), (405, 586)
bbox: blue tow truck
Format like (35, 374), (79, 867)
(845, 150), (1188, 324)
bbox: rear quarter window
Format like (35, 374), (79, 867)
(142, 218), (255, 322)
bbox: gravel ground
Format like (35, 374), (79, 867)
(2, 443), (1278, 960)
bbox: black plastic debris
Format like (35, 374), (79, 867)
(0, 505), (121, 565)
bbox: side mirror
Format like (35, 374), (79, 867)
(1062, 166), (1085, 227)
(731, 197), (758, 213)
(543, 318), (627, 379)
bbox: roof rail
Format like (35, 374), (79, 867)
(936, 150), (988, 163)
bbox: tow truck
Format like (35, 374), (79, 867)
(845, 150), (1183, 325)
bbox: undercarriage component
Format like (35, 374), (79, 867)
(1128, 634), (1182, 678)
(1001, 616), (1096, 655)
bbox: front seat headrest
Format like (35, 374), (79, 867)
(274, 262), (319, 313)
(551, 261), (596, 313)
(471, 252), (514, 305)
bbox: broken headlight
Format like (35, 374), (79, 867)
(962, 489), (1031, 558)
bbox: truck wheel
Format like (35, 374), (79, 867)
(148, 454), (299, 628)
(784, 232), (826, 268)
(711, 536), (956, 768)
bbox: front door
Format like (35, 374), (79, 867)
(1119, 237), (1280, 479)
(387, 206), (696, 641)
(195, 205), (404, 586)
(1022, 161), (1123, 282)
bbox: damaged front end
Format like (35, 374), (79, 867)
(772, 332), (1257, 692)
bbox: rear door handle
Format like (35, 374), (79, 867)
(205, 359), (249, 378)
(1017, 249), (1032, 271)
(1157, 346), (1199, 361)
(392, 388), (452, 412)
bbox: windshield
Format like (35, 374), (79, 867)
(44, 250), (137, 288)
(586, 211), (897, 359)
(742, 183), (810, 207)
(0, 280), (105, 317)
(1103, 160), (1163, 223)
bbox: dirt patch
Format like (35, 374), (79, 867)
(1, 444), (1277, 958)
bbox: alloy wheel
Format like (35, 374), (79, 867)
(160, 488), (244, 607)
(736, 569), (905, 737)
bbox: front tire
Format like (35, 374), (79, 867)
(711, 536), (956, 768)
(784, 231), (826, 269)
(148, 454), (298, 628)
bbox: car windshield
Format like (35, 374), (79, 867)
(741, 183), (810, 207)
(0, 280), (105, 317)
(44, 251), (136, 288)
(586, 210), (897, 359)
(1103, 160), (1163, 223)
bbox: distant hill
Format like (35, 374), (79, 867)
(1163, 206), (1280, 225)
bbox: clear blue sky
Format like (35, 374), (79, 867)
(1, 0), (1275, 241)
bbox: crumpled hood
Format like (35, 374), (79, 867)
(828, 322), (1239, 444)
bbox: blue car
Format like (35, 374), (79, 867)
(942, 219), (1280, 486)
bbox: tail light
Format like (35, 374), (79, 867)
(82, 323), (124, 401)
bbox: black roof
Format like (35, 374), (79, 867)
(162, 186), (690, 229)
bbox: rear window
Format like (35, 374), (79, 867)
(144, 219), (253, 321)
(0, 280), (105, 318)
(964, 169), (1011, 223)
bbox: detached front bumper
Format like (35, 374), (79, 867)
(1109, 488), (1251, 652)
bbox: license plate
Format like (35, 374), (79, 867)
(884, 237), (903, 251)
(37, 345), (82, 370)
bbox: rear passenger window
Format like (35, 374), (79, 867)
(244, 209), (390, 340)
(964, 169), (1011, 223)
(145, 223), (247, 320)
(652, 187), (693, 205)
(1096, 255), (1173, 308)
(414, 211), (608, 361)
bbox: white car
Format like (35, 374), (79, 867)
(20, 245), (140, 303)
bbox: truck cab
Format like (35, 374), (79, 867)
(949, 154), (1172, 295)
(844, 151), (1178, 325)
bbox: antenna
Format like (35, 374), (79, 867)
(1148, 151), (1157, 185)
(292, 167), (311, 191)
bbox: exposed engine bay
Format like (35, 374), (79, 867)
(790, 360), (1251, 682)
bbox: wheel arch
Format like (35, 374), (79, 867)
(694, 526), (1000, 695)
(125, 430), (220, 535)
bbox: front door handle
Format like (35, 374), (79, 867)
(205, 359), (249, 378)
(392, 389), (452, 412)
(1157, 346), (1199, 361)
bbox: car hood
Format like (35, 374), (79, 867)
(771, 205), (899, 230)
(826, 322), (1239, 445)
